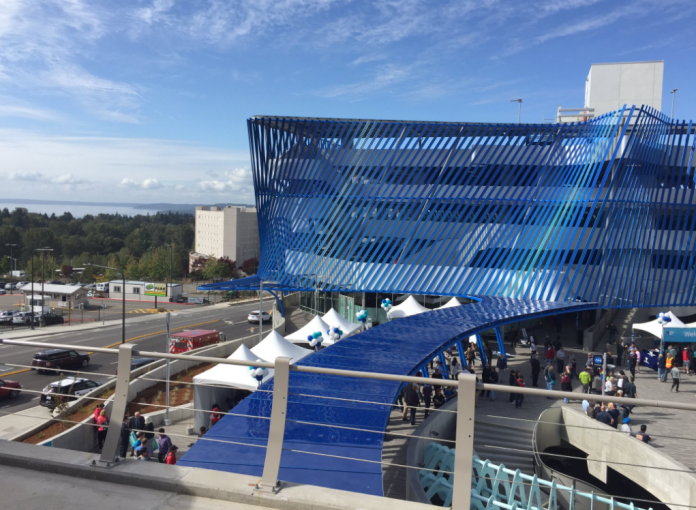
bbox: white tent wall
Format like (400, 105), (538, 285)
(387, 295), (430, 319)
(284, 315), (333, 345)
(194, 384), (251, 432)
(322, 308), (361, 337)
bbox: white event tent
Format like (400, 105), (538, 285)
(322, 308), (361, 337)
(632, 312), (686, 340)
(284, 315), (334, 345)
(193, 344), (268, 430)
(437, 297), (462, 309)
(387, 295), (430, 319)
(193, 331), (311, 430)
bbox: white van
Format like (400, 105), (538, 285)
(96, 283), (109, 293)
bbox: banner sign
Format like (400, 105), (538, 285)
(663, 327), (696, 343)
(144, 282), (167, 297)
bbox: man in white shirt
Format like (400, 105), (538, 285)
(620, 417), (632, 435)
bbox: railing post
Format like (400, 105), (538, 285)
(95, 343), (133, 468)
(256, 356), (291, 493)
(452, 372), (477, 510)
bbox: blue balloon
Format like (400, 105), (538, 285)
(307, 335), (314, 342)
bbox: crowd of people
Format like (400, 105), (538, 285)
(90, 406), (180, 464)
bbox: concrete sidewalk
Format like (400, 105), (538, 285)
(0, 464), (274, 510)
(0, 405), (47, 440)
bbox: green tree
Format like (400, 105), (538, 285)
(203, 257), (230, 280)
(22, 228), (58, 262)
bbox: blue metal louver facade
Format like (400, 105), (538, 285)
(247, 107), (696, 308)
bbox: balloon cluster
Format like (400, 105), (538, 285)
(327, 327), (343, 342)
(380, 298), (393, 311)
(657, 312), (672, 325)
(249, 360), (268, 382)
(356, 309), (368, 323)
(307, 331), (323, 348)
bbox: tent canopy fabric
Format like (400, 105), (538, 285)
(252, 330), (312, 363)
(284, 315), (334, 345)
(192, 344), (268, 430)
(387, 295), (430, 319)
(322, 308), (360, 337)
(632, 312), (686, 340)
(438, 297), (462, 309)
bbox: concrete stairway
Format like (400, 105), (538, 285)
(473, 413), (536, 475)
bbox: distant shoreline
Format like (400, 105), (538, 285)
(0, 198), (254, 214)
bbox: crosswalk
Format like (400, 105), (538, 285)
(126, 308), (169, 315)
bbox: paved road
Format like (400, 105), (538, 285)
(0, 299), (274, 414)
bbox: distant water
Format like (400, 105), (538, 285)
(0, 201), (165, 218)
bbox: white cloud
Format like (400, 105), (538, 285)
(317, 64), (416, 99)
(52, 174), (87, 185)
(0, 102), (59, 121)
(142, 178), (163, 189)
(198, 180), (230, 192)
(8, 170), (43, 181)
(197, 167), (253, 193)
(120, 178), (139, 188)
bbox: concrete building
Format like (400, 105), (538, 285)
(21, 283), (89, 310)
(108, 280), (182, 303)
(193, 206), (260, 270)
(559, 60), (664, 122)
(585, 61), (664, 116)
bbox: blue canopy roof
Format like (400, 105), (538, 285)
(179, 296), (591, 496)
(197, 275), (298, 292)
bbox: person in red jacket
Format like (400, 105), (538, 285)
(93, 403), (104, 422)
(166, 445), (178, 465)
(514, 375), (525, 409)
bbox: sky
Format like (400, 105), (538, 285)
(0, 0), (695, 206)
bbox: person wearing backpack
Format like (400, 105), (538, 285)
(544, 365), (557, 398)
(561, 367), (573, 403)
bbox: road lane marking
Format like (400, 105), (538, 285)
(0, 318), (221, 377)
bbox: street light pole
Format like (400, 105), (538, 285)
(259, 280), (263, 345)
(165, 311), (172, 426)
(86, 263), (126, 344)
(4, 244), (18, 295)
(511, 98), (522, 124)
(671, 89), (678, 119)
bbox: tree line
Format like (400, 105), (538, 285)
(0, 207), (245, 283)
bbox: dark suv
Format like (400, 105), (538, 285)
(40, 378), (101, 409)
(31, 349), (90, 374)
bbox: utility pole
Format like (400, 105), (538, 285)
(670, 89), (678, 119)
(32, 247), (53, 329)
(511, 98), (522, 124)
(4, 244), (18, 295)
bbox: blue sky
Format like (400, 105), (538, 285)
(0, 0), (694, 205)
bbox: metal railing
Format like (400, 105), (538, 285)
(1, 337), (695, 510)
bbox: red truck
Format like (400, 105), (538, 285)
(168, 329), (221, 354)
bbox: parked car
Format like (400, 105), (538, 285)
(12, 312), (33, 325)
(0, 289), (6, 295)
(43, 313), (65, 326)
(40, 378), (101, 409)
(0, 379), (21, 399)
(0, 311), (15, 323)
(3, 283), (17, 290)
(247, 310), (271, 323)
(115, 357), (157, 375)
(31, 349), (90, 373)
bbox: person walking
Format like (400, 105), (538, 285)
(616, 339), (624, 367)
(96, 409), (108, 452)
(636, 424), (651, 444)
(450, 357), (461, 380)
(488, 367), (498, 401)
(405, 382), (420, 425)
(497, 355), (508, 386)
(93, 403), (105, 423)
(561, 367), (572, 403)
(579, 368), (591, 393)
(628, 350), (637, 381)
(433, 387), (445, 409)
(529, 336), (537, 358)
(514, 374), (525, 408)
(545, 343), (556, 366)
(119, 414), (130, 458)
(620, 417), (632, 435)
(210, 404), (223, 428)
(509, 370), (518, 403)
(166, 445), (178, 465)
(683, 348), (691, 375)
(530, 354), (541, 387)
(607, 323), (618, 344)
(670, 365), (681, 392)
(423, 384), (433, 419)
(544, 365), (557, 398)
(556, 346), (566, 374)
(657, 354), (667, 382)
(157, 428), (172, 463)
(480, 363), (492, 397)
(465, 345), (476, 368)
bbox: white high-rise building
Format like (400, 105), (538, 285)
(192, 206), (260, 268)
(584, 61), (664, 116)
